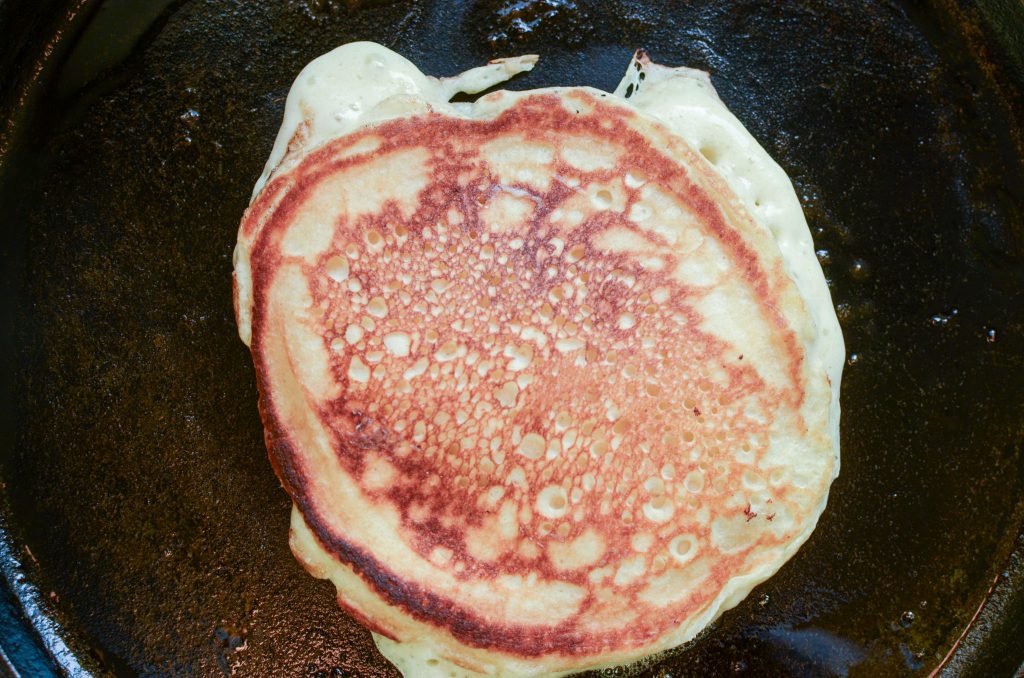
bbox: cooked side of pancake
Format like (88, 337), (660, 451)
(234, 44), (843, 677)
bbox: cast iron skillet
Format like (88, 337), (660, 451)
(1, 0), (1022, 676)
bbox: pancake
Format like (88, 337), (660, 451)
(234, 43), (844, 677)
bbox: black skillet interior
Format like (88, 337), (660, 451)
(1, 0), (1023, 676)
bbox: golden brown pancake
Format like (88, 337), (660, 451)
(234, 45), (841, 677)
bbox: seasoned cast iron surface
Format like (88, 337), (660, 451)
(1, 0), (1022, 676)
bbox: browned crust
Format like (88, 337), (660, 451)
(239, 91), (812, 657)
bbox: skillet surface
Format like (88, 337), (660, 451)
(0, 1), (1022, 676)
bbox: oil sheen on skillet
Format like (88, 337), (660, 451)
(1, 1), (1022, 676)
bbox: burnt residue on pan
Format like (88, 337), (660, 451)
(0, 1), (1022, 676)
